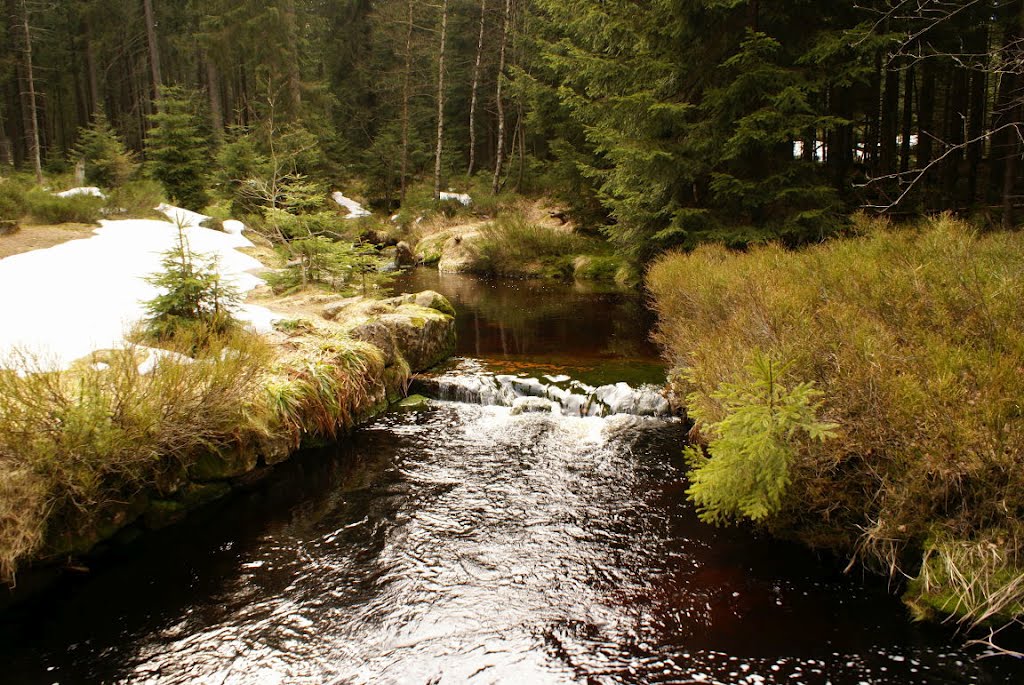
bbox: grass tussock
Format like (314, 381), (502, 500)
(0, 331), (269, 581)
(0, 326), (387, 584)
(260, 332), (387, 442)
(477, 214), (599, 278)
(648, 214), (1024, 630)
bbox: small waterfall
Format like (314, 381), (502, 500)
(412, 366), (673, 418)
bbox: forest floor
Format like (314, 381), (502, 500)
(0, 223), (98, 259)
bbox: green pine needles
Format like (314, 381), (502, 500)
(684, 352), (837, 525)
(143, 220), (240, 342)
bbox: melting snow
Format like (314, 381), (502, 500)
(0, 205), (279, 371)
(331, 191), (372, 219)
(56, 186), (106, 199)
(440, 191), (472, 206)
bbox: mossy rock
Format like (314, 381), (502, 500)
(394, 394), (431, 411)
(573, 254), (624, 282)
(144, 482), (232, 530)
(415, 231), (451, 265)
(188, 443), (259, 481)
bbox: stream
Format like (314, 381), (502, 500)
(2, 270), (1023, 684)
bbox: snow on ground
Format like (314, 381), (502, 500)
(56, 186), (106, 199)
(331, 191), (372, 219)
(0, 206), (279, 371)
(440, 191), (472, 206)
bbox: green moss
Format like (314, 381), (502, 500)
(574, 255), (623, 282)
(394, 394), (430, 411)
(188, 444), (258, 481)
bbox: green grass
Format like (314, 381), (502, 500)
(648, 214), (1024, 631)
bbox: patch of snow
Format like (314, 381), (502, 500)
(223, 219), (246, 236)
(0, 205), (279, 371)
(440, 191), (472, 206)
(331, 191), (371, 219)
(56, 186), (106, 199)
(389, 214), (400, 223)
(136, 346), (194, 375)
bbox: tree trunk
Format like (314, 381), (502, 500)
(992, 3), (1023, 202)
(492, 0), (512, 194)
(433, 0), (449, 200)
(19, 0), (42, 183)
(916, 60), (936, 208)
(1002, 105), (1021, 229)
(282, 0), (303, 116)
(206, 55), (224, 140)
(400, 0), (414, 204)
(143, 0), (163, 104)
(467, 0), (486, 177)
(880, 65), (899, 174)
(84, 21), (101, 117)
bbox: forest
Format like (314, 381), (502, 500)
(4, 1), (1024, 659)
(2, 0), (1023, 257)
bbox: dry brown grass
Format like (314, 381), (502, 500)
(648, 214), (1024, 631)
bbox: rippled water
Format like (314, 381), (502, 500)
(2, 271), (1022, 683)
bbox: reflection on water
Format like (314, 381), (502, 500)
(2, 269), (1022, 684)
(391, 269), (665, 386)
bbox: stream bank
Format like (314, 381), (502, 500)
(1, 290), (455, 599)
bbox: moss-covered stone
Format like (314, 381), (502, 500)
(394, 394), (430, 411)
(188, 443), (258, 481)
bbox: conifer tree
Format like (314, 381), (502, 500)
(74, 113), (137, 188)
(145, 85), (210, 210)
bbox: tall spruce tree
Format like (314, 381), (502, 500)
(145, 85), (210, 210)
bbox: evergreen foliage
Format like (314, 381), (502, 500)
(143, 221), (240, 341)
(683, 353), (837, 525)
(74, 114), (137, 188)
(145, 86), (211, 210)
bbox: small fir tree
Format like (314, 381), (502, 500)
(684, 353), (838, 525)
(146, 86), (211, 210)
(74, 113), (138, 188)
(143, 219), (240, 341)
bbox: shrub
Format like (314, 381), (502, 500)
(0, 331), (271, 582)
(104, 179), (165, 219)
(0, 179), (29, 232)
(648, 215), (1024, 632)
(477, 214), (593, 277)
(25, 188), (102, 224)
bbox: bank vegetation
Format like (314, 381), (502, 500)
(648, 215), (1024, 638)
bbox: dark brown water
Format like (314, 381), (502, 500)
(2, 270), (1022, 684)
